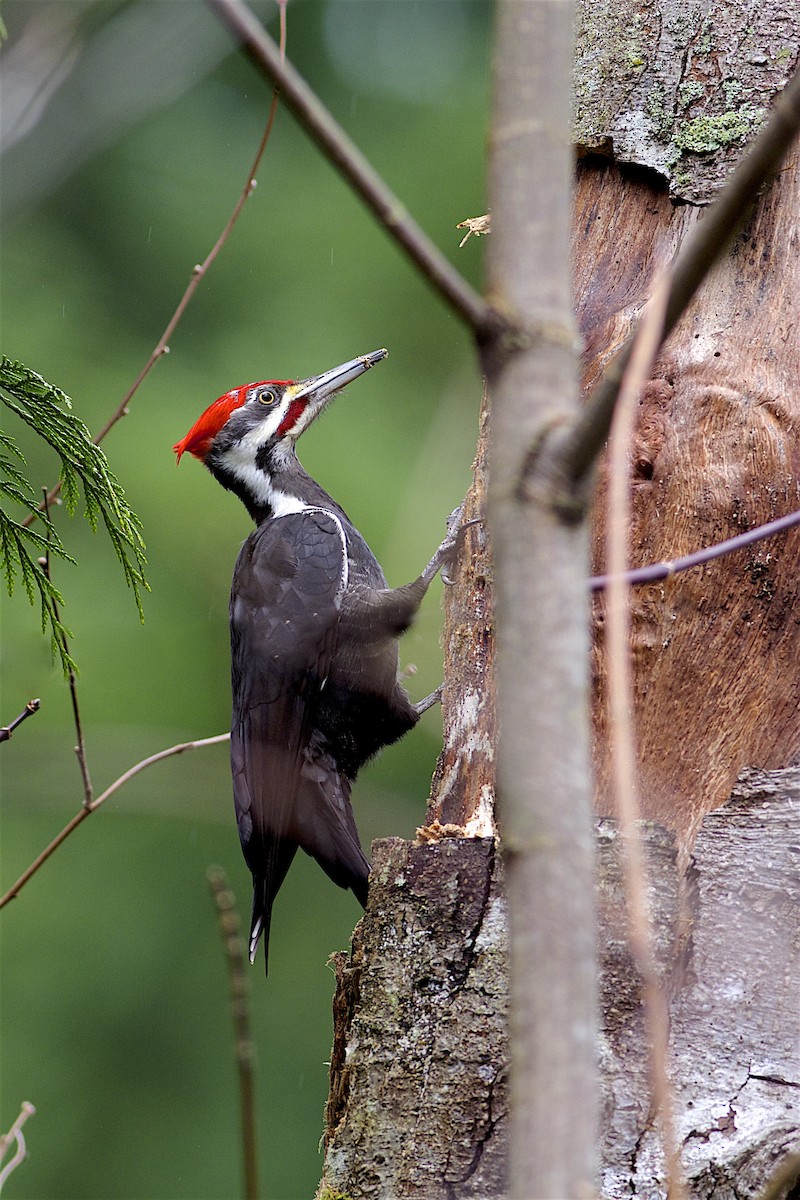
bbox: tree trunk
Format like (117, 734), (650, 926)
(576, 2), (800, 839)
(320, 769), (800, 1198)
(319, 1), (800, 1194)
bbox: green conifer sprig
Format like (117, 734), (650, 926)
(0, 358), (148, 673)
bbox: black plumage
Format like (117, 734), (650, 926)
(174, 350), (457, 972)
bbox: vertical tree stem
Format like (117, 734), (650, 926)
(485, 2), (597, 1195)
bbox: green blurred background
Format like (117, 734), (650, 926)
(1, 2), (489, 1196)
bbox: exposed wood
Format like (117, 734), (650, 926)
(426, 392), (496, 837)
(579, 151), (800, 837)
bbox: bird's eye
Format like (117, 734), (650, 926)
(257, 388), (277, 405)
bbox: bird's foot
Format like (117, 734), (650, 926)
(421, 501), (480, 587)
(414, 684), (443, 715)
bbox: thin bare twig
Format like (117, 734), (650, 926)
(559, 64), (800, 488)
(207, 867), (259, 1200)
(0, 699), (41, 745)
(42, 489), (93, 805)
(22, 0), (288, 529)
(605, 277), (686, 1199)
(0, 1101), (36, 1192)
(590, 505), (800, 591)
(0, 733), (229, 910)
(208, 0), (498, 341)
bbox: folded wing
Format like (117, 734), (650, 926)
(229, 508), (369, 970)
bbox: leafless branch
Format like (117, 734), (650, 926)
(208, 0), (499, 342)
(0, 1101), (36, 1193)
(486, 2), (597, 1194)
(207, 867), (259, 1200)
(42, 489), (92, 805)
(22, 0), (288, 529)
(0, 699), (41, 745)
(605, 277), (686, 1198)
(0, 733), (229, 910)
(590, 505), (800, 591)
(558, 64), (800, 489)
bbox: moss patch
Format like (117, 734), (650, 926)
(674, 104), (764, 154)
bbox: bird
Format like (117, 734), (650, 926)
(173, 349), (461, 973)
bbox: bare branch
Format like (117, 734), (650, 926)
(0, 733), (229, 910)
(208, 0), (499, 341)
(206, 867), (259, 1200)
(604, 278), (686, 1198)
(0, 1101), (36, 1192)
(22, 1), (288, 528)
(590, 505), (800, 591)
(42, 489), (92, 805)
(0, 699), (40, 745)
(558, 65), (800, 488)
(486, 2), (597, 1195)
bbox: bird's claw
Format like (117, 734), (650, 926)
(414, 684), (443, 715)
(442, 507), (482, 584)
(422, 502), (481, 587)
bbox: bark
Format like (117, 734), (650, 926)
(322, 837), (507, 1199)
(320, 771), (800, 1200)
(574, 0), (798, 202)
(599, 768), (800, 1197)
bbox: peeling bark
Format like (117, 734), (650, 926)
(600, 768), (800, 1197)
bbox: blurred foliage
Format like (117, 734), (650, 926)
(0, 1), (490, 1197)
(0, 357), (148, 672)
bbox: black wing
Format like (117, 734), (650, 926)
(229, 508), (369, 971)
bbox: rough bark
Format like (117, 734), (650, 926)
(322, 837), (507, 1199)
(600, 768), (800, 1197)
(574, 0), (798, 203)
(320, 771), (800, 1199)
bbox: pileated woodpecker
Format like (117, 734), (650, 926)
(174, 349), (460, 972)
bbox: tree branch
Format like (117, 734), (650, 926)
(590, 505), (800, 591)
(557, 64), (800, 488)
(0, 1101), (36, 1192)
(207, 0), (500, 341)
(486, 2), (597, 1195)
(0, 733), (229, 910)
(22, 0), (287, 528)
(207, 867), (259, 1200)
(0, 698), (40, 745)
(604, 278), (686, 1198)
